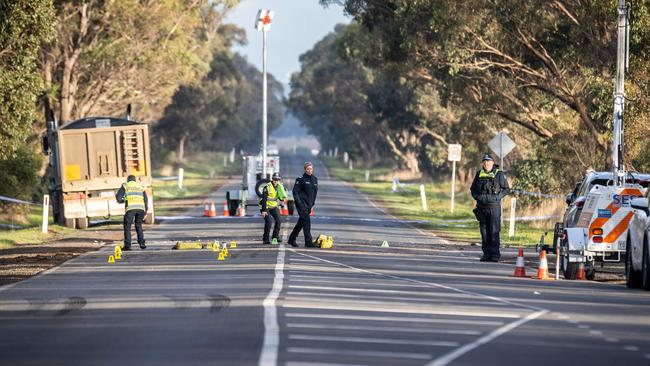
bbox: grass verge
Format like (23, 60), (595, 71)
(322, 156), (560, 247)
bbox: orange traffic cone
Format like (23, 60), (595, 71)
(281, 205), (289, 216)
(310, 208), (314, 217)
(222, 201), (230, 217)
(208, 202), (217, 217)
(238, 203), (245, 217)
(236, 204), (242, 217)
(535, 249), (549, 280)
(576, 262), (586, 280)
(203, 203), (210, 217)
(513, 247), (526, 277)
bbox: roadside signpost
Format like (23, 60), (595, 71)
(447, 144), (462, 213)
(255, 9), (274, 179)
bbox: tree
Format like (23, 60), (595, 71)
(0, 0), (55, 160)
(40, 0), (239, 125)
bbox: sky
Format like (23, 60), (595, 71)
(225, 0), (350, 91)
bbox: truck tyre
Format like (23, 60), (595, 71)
(642, 237), (650, 290)
(65, 218), (76, 229)
(288, 201), (295, 216)
(585, 260), (596, 281)
(76, 217), (88, 229)
(561, 256), (578, 280)
(625, 237), (643, 288)
(255, 179), (270, 198)
(145, 213), (155, 225)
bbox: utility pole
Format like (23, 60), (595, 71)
(255, 9), (274, 179)
(612, 0), (629, 186)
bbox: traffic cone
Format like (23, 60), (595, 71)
(281, 205), (289, 216)
(203, 203), (210, 217)
(222, 201), (230, 217)
(512, 247), (526, 277)
(209, 202), (217, 217)
(310, 208), (314, 217)
(236, 204), (242, 217)
(535, 250), (549, 280)
(576, 262), (586, 280)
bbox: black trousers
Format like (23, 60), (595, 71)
(289, 206), (312, 246)
(123, 209), (146, 249)
(263, 207), (282, 242)
(477, 206), (501, 259)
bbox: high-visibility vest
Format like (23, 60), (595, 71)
(123, 181), (145, 212)
(264, 182), (285, 209)
(477, 168), (501, 194)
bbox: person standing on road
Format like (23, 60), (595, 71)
(260, 173), (287, 244)
(288, 162), (318, 247)
(115, 175), (148, 250)
(470, 154), (508, 262)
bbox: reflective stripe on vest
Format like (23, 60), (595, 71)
(123, 181), (145, 211)
(266, 183), (279, 209)
(478, 168), (499, 179)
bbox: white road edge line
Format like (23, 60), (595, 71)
(258, 243), (285, 366)
(290, 249), (550, 366)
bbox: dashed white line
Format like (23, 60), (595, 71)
(286, 322), (482, 335)
(287, 347), (431, 360)
(285, 312), (505, 326)
(624, 345), (639, 351)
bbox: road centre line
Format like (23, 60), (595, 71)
(287, 284), (501, 301)
(286, 363), (366, 366)
(288, 334), (459, 347)
(257, 243), (285, 366)
(287, 347), (432, 360)
(285, 313), (505, 326)
(283, 302), (522, 319)
(290, 250), (550, 366)
(287, 323), (483, 335)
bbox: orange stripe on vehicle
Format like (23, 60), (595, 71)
(604, 211), (634, 243)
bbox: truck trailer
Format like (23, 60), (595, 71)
(42, 108), (154, 229)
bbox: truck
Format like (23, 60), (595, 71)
(42, 105), (155, 229)
(225, 151), (295, 216)
(551, 0), (648, 280)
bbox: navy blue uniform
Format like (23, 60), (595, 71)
(470, 168), (508, 260)
(289, 173), (318, 247)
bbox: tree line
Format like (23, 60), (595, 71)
(290, 0), (650, 194)
(0, 0), (282, 212)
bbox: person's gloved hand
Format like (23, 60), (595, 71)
(262, 211), (268, 217)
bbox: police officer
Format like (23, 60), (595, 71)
(470, 154), (508, 262)
(260, 172), (287, 244)
(288, 162), (318, 247)
(115, 175), (148, 250)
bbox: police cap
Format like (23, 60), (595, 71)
(482, 154), (494, 161)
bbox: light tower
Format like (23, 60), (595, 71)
(255, 9), (274, 179)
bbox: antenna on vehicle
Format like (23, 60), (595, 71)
(612, 0), (629, 187)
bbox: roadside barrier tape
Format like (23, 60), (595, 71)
(0, 195), (40, 206)
(152, 176), (178, 181)
(509, 189), (564, 199)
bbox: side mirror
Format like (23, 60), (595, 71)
(631, 197), (649, 215)
(565, 193), (574, 206)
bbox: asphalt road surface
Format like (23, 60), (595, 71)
(1, 154), (650, 366)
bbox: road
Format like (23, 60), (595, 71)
(1, 154), (650, 366)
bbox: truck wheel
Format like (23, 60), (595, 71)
(145, 213), (155, 225)
(76, 217), (88, 229)
(255, 179), (270, 198)
(585, 260), (596, 281)
(642, 237), (650, 290)
(561, 255), (578, 280)
(65, 218), (76, 229)
(288, 201), (295, 216)
(625, 237), (643, 288)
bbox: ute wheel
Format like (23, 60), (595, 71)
(64, 218), (76, 229)
(625, 236), (643, 288)
(145, 213), (155, 225)
(288, 201), (295, 216)
(255, 179), (270, 198)
(76, 217), (88, 229)
(642, 237), (650, 290)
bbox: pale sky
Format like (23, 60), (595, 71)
(225, 0), (350, 90)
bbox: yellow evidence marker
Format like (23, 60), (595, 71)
(212, 241), (220, 252)
(230, 240), (237, 249)
(108, 255), (115, 263)
(218, 251), (225, 261)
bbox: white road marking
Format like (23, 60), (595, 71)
(286, 290), (507, 307)
(286, 363), (366, 366)
(288, 334), (459, 347)
(257, 243), (285, 366)
(288, 284), (482, 299)
(286, 323), (482, 335)
(604, 337), (619, 343)
(287, 347), (431, 360)
(289, 250), (550, 366)
(285, 313), (505, 326)
(624, 345), (639, 351)
(283, 302), (522, 319)
(578, 325), (590, 329)
(589, 330), (603, 336)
